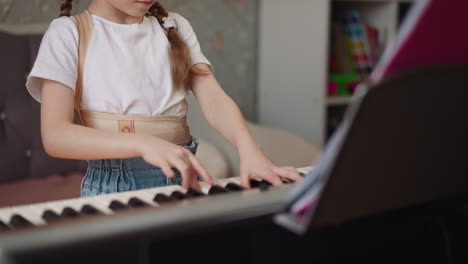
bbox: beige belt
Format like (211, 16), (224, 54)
(82, 110), (191, 145)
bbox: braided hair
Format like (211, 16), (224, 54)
(147, 2), (210, 89)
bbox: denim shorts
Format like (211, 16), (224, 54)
(80, 137), (199, 197)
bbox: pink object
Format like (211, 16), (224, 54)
(328, 81), (338, 96)
(371, 0), (468, 82)
(294, 199), (316, 218)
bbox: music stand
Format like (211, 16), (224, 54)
(276, 0), (468, 234)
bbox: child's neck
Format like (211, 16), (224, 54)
(88, 1), (144, 25)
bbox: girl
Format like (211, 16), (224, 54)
(26, 0), (302, 197)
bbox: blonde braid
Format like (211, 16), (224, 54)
(148, 1), (210, 89)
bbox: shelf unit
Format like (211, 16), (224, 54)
(257, 0), (417, 148)
(326, 0), (417, 141)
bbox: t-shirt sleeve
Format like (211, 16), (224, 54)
(25, 17), (79, 103)
(171, 13), (214, 72)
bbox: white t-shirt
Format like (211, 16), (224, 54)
(26, 12), (212, 117)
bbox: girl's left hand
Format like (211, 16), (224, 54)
(239, 147), (303, 189)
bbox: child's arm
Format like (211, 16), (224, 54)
(40, 79), (212, 188)
(190, 64), (302, 188)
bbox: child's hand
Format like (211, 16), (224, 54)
(138, 135), (213, 190)
(239, 147), (303, 189)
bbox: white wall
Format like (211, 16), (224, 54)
(258, 0), (330, 148)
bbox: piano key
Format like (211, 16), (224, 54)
(153, 194), (175, 204)
(0, 208), (15, 224)
(81, 197), (115, 215)
(208, 185), (228, 195)
(0, 220), (11, 231)
(199, 181), (212, 194)
(41, 200), (70, 216)
(84, 190), (153, 210)
(124, 190), (160, 207)
(298, 166), (313, 175)
(109, 200), (128, 211)
(198, 177), (241, 194)
(46, 197), (92, 216)
(220, 177), (242, 187)
(103, 193), (133, 205)
(42, 210), (61, 223)
(249, 179), (262, 188)
(170, 191), (187, 200)
(225, 183), (244, 191)
(258, 180), (272, 191)
(186, 187), (205, 197)
(149, 185), (187, 197)
(127, 198), (149, 208)
(10, 204), (51, 226)
(281, 178), (293, 184)
(9, 214), (33, 229)
(80, 204), (102, 215)
(61, 207), (80, 218)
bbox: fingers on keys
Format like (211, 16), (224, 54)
(168, 148), (213, 190)
(272, 166), (303, 182)
(241, 166), (302, 189)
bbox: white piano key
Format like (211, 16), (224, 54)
(110, 192), (133, 204)
(153, 185), (186, 196)
(0, 208), (14, 224)
(63, 198), (90, 212)
(199, 182), (212, 194)
(123, 189), (159, 207)
(82, 196), (114, 215)
(44, 199), (81, 215)
(298, 166), (313, 175)
(219, 177), (242, 186)
(10, 204), (51, 226)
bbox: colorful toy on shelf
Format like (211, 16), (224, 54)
(327, 81), (338, 96)
(329, 73), (361, 97)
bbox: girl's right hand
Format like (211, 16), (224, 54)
(137, 135), (213, 190)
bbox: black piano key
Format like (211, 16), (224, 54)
(170, 191), (187, 200)
(128, 198), (149, 208)
(109, 200), (128, 211)
(42, 210), (60, 222)
(80, 204), (101, 215)
(153, 194), (175, 204)
(225, 183), (244, 192)
(0, 220), (11, 231)
(208, 185), (228, 195)
(9, 215), (33, 228)
(249, 179), (261, 188)
(186, 187), (206, 197)
(258, 180), (272, 191)
(61, 207), (79, 218)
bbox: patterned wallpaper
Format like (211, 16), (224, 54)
(0, 0), (258, 120)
